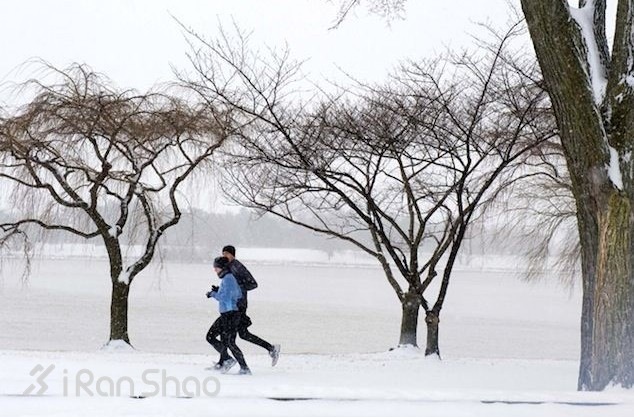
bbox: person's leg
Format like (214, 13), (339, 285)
(237, 313), (274, 352)
(206, 322), (224, 355)
(224, 313), (249, 370)
(207, 316), (232, 364)
(218, 348), (230, 363)
(225, 332), (248, 370)
(239, 328), (274, 351)
(237, 311), (280, 366)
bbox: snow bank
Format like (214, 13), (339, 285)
(100, 340), (135, 353)
(1, 350), (633, 417)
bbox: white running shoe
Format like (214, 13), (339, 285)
(270, 344), (281, 367)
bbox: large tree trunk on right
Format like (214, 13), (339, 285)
(521, 0), (634, 390)
(575, 202), (599, 390)
(575, 192), (634, 389)
(592, 193), (634, 388)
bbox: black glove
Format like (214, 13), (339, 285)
(211, 285), (219, 292)
(206, 291), (213, 298)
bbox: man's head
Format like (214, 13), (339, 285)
(222, 245), (236, 261)
(213, 256), (230, 275)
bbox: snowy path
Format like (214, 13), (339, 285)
(1, 349), (633, 417)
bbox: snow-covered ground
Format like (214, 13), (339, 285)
(1, 257), (633, 416)
(2, 349), (633, 417)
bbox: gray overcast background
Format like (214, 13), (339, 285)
(0, 0), (523, 92)
(0, 0), (618, 212)
(0, 0), (521, 211)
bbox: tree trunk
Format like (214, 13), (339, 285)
(110, 280), (131, 344)
(521, 0), (634, 390)
(399, 293), (420, 346)
(424, 311), (440, 357)
(591, 193), (634, 389)
(576, 203), (599, 390)
(102, 237), (131, 345)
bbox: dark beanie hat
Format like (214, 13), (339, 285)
(213, 256), (230, 270)
(222, 245), (236, 256)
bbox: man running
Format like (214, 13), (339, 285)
(206, 256), (251, 375)
(216, 245), (280, 368)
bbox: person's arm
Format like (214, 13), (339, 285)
(210, 281), (228, 303)
(206, 285), (219, 299)
(230, 260), (256, 287)
(229, 261), (240, 279)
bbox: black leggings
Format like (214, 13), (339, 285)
(238, 325), (273, 351)
(206, 311), (248, 369)
(230, 311), (273, 352)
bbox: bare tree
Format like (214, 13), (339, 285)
(329, 0), (406, 29)
(180, 23), (554, 354)
(330, 0), (634, 391)
(496, 140), (580, 285)
(0, 64), (227, 346)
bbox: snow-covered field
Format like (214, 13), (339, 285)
(1, 257), (633, 416)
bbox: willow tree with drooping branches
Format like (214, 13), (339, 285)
(0, 64), (228, 346)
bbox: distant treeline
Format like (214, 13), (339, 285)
(0, 208), (350, 261)
(0, 207), (535, 262)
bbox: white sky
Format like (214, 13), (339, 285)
(0, 0), (525, 212)
(0, 0), (523, 93)
(0, 0), (618, 212)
